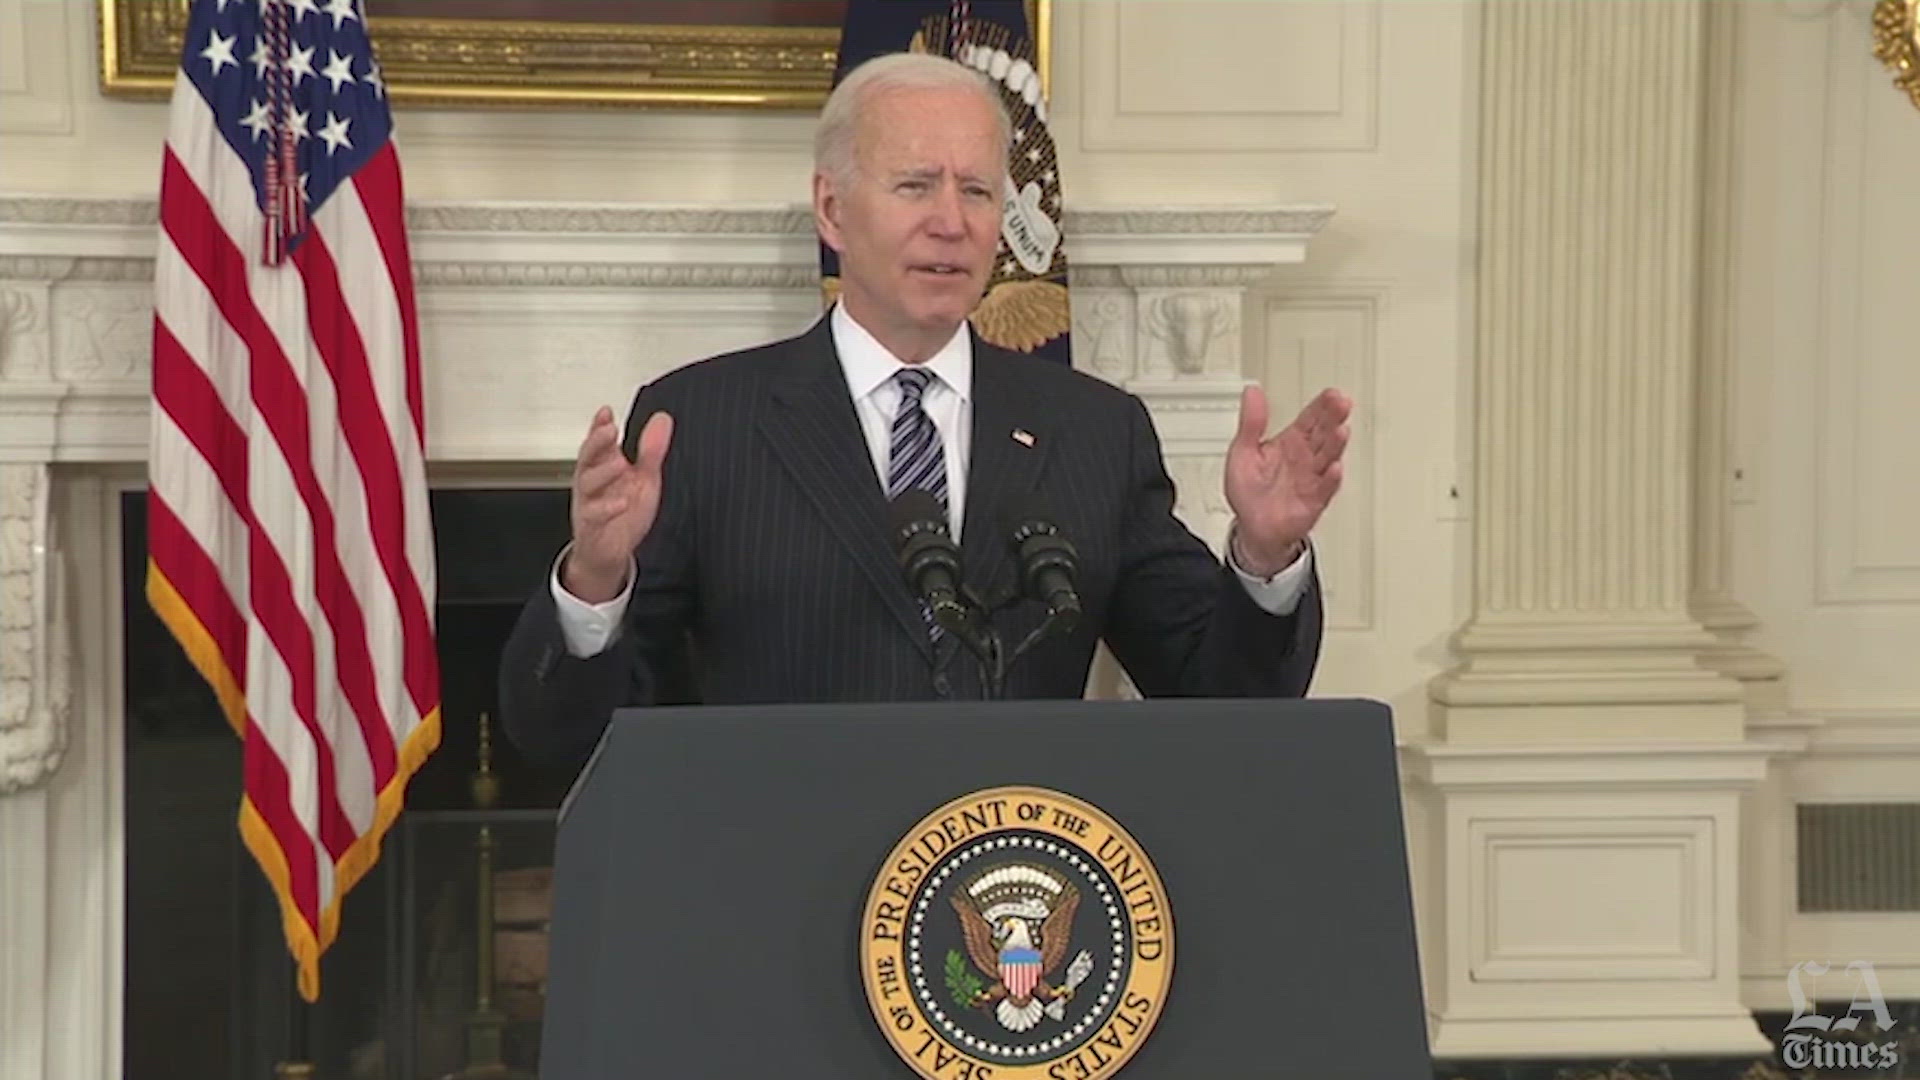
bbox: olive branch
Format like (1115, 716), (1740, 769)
(944, 949), (985, 1009)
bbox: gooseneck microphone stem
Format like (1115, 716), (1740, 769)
(929, 593), (1004, 700)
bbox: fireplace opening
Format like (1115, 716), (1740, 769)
(122, 486), (581, 1080)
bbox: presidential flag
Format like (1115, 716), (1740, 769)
(825, 0), (1073, 364)
(144, 0), (440, 1002)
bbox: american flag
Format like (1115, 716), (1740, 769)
(144, 0), (440, 1002)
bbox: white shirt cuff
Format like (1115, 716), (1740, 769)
(1227, 526), (1313, 616)
(549, 542), (634, 658)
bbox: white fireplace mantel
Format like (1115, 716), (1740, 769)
(0, 192), (1329, 1080)
(0, 196), (1331, 466)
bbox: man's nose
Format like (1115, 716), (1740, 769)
(925, 183), (967, 237)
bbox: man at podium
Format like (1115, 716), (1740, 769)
(497, 53), (1353, 768)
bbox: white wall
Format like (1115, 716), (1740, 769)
(1056, 0), (1474, 732)
(1725, 0), (1920, 720)
(1718, 0), (1920, 1003)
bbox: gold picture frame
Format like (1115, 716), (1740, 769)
(1874, 0), (1920, 112)
(99, 0), (1049, 110)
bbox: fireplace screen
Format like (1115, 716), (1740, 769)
(122, 487), (579, 1080)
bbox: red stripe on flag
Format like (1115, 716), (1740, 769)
(152, 318), (250, 514)
(145, 495), (249, 729)
(293, 228), (439, 725)
(242, 710), (323, 938)
(351, 145), (425, 446)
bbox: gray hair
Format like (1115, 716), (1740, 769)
(814, 51), (1012, 189)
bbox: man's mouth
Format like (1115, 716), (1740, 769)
(911, 264), (968, 277)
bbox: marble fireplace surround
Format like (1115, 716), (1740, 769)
(0, 194), (1328, 1076)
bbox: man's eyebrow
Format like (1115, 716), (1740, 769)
(886, 165), (994, 186)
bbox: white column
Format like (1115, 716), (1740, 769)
(1411, 0), (1777, 1057)
(1430, 0), (1743, 742)
(0, 475), (119, 1080)
(1693, 0), (1787, 717)
(0, 462), (71, 793)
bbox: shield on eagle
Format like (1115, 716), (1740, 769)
(1001, 941), (1042, 999)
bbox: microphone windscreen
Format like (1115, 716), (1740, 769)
(888, 488), (947, 533)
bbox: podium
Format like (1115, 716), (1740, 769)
(538, 698), (1430, 1079)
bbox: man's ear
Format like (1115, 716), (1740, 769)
(812, 171), (846, 254)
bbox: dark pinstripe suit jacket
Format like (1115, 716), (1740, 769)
(498, 317), (1322, 768)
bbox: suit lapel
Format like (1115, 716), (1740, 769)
(759, 320), (934, 657)
(959, 343), (1053, 610)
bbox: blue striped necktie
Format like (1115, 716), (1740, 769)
(886, 367), (948, 639)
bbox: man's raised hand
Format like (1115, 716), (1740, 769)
(562, 406), (673, 603)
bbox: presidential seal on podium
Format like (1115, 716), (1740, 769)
(860, 786), (1174, 1079)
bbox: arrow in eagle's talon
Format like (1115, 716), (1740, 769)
(1043, 950), (1096, 1021)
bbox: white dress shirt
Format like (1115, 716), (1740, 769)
(550, 304), (1314, 658)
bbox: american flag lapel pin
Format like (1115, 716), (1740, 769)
(1012, 428), (1035, 447)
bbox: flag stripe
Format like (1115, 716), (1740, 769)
(348, 144), (426, 448)
(241, 692), (324, 936)
(151, 320), (251, 550)
(148, 329), (253, 729)
(155, 234), (255, 455)
(145, 495), (248, 730)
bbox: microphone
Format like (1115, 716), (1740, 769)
(1005, 497), (1081, 634)
(888, 489), (970, 635)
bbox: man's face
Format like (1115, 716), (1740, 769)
(815, 84), (1005, 341)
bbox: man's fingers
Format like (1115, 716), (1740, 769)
(1314, 388), (1353, 437)
(1310, 386), (1352, 417)
(1318, 460), (1345, 500)
(1300, 388), (1353, 454)
(633, 410), (674, 476)
(574, 494), (623, 529)
(574, 405), (621, 472)
(576, 489), (634, 528)
(575, 454), (631, 499)
(1313, 422), (1351, 471)
(1234, 385), (1268, 449)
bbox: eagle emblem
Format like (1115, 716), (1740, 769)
(946, 862), (1095, 1032)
